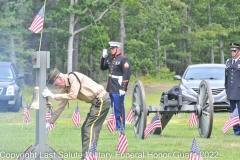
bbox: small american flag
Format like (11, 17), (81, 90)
(23, 103), (30, 123)
(106, 111), (116, 133)
(189, 112), (198, 126)
(189, 138), (202, 160)
(72, 105), (81, 127)
(144, 113), (162, 139)
(126, 108), (133, 123)
(84, 138), (98, 160)
(222, 108), (240, 133)
(46, 109), (55, 131)
(117, 127), (128, 154)
(28, 5), (45, 33)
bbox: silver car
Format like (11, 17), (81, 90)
(174, 64), (230, 112)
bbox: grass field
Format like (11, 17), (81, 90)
(0, 82), (239, 160)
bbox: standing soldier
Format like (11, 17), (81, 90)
(100, 41), (131, 130)
(225, 42), (240, 135)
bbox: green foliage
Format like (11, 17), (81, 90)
(2, 0), (240, 81)
(129, 67), (176, 85)
(160, 67), (175, 80)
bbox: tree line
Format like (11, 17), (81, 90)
(0, 0), (240, 84)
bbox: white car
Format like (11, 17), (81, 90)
(174, 64), (230, 112)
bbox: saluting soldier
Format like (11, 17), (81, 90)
(42, 68), (110, 159)
(225, 42), (240, 135)
(100, 41), (131, 130)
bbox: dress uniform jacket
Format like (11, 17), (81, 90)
(100, 53), (131, 93)
(225, 58), (240, 100)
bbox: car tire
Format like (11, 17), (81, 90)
(11, 95), (22, 112)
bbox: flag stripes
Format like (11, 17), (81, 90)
(46, 109), (55, 131)
(189, 138), (202, 160)
(126, 108), (133, 123)
(117, 128), (128, 154)
(222, 108), (240, 133)
(84, 138), (98, 160)
(144, 113), (162, 139)
(28, 5), (44, 33)
(23, 103), (30, 123)
(72, 105), (81, 127)
(106, 112), (116, 133)
(189, 112), (198, 126)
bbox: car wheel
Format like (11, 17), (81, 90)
(11, 95), (22, 112)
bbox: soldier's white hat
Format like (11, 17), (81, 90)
(108, 41), (122, 49)
(230, 42), (240, 50)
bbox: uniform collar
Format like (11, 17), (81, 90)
(232, 57), (240, 62)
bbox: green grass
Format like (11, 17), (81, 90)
(0, 83), (239, 160)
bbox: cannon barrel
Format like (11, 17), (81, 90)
(160, 86), (182, 108)
(167, 86), (182, 100)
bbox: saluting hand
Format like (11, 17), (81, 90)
(102, 49), (108, 58)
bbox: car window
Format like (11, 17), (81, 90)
(11, 63), (19, 75)
(0, 66), (14, 80)
(184, 67), (225, 80)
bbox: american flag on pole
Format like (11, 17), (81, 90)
(23, 103), (30, 123)
(106, 110), (116, 133)
(116, 127), (128, 154)
(84, 138), (98, 160)
(28, 5), (45, 33)
(72, 105), (81, 127)
(222, 108), (240, 133)
(126, 108), (133, 123)
(189, 112), (198, 126)
(188, 138), (202, 160)
(144, 113), (162, 139)
(46, 109), (55, 131)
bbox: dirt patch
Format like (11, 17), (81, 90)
(126, 83), (175, 96)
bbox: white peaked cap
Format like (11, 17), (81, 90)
(108, 41), (122, 48)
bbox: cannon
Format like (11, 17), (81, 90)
(131, 80), (213, 139)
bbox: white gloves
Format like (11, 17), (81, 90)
(42, 88), (55, 99)
(119, 89), (126, 96)
(102, 49), (108, 58)
(46, 122), (51, 130)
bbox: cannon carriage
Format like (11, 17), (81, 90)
(131, 80), (214, 139)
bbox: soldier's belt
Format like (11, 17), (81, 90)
(91, 90), (107, 105)
(109, 74), (123, 86)
(109, 74), (122, 79)
(91, 97), (100, 105)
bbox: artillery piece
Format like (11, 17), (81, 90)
(131, 80), (213, 139)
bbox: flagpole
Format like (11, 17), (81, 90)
(89, 9), (105, 49)
(39, 0), (47, 51)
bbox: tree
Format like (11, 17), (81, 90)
(66, 0), (119, 73)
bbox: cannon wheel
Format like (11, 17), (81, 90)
(132, 81), (147, 139)
(197, 80), (214, 138)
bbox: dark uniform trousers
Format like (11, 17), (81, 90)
(225, 59), (240, 134)
(81, 93), (110, 159)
